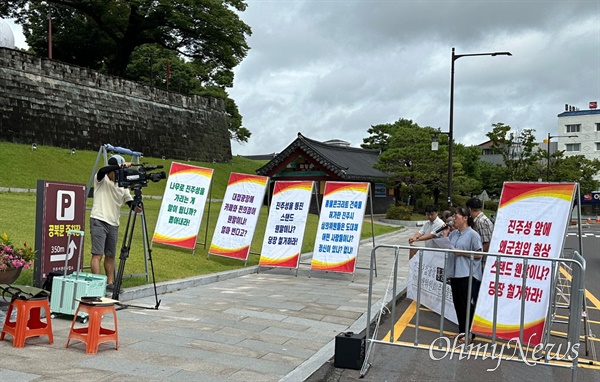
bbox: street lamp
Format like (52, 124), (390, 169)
(42, 1), (53, 59)
(448, 47), (511, 207)
(545, 133), (578, 181)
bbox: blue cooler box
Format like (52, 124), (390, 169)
(50, 272), (107, 318)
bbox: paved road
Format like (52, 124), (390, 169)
(305, 223), (600, 382)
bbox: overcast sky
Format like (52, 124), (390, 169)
(6, 1), (600, 156)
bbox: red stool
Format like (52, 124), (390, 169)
(1, 297), (54, 347)
(66, 302), (118, 354)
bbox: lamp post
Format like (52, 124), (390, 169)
(448, 47), (511, 207)
(546, 132), (578, 181)
(47, 5), (52, 59)
(41, 1), (53, 59)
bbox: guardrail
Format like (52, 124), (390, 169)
(362, 244), (586, 382)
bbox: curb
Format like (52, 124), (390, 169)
(119, 227), (408, 302)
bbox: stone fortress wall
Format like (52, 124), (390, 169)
(0, 48), (232, 162)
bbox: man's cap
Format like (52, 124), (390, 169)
(108, 154), (125, 166)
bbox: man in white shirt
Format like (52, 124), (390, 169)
(408, 204), (445, 258)
(90, 155), (139, 291)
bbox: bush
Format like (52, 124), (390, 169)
(452, 195), (470, 207)
(483, 200), (499, 212)
(386, 204), (413, 220)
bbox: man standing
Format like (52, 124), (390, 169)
(466, 197), (494, 253)
(408, 204), (445, 258)
(90, 155), (140, 292)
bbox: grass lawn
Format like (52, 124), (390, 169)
(0, 142), (400, 287)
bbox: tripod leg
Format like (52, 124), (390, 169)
(140, 203), (161, 309)
(112, 208), (138, 300)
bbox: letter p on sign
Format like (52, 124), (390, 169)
(56, 190), (75, 220)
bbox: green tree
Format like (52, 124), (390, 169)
(1, 1), (252, 143)
(478, 161), (504, 198)
(364, 119), (479, 209)
(361, 118), (422, 152)
(549, 154), (600, 193)
(2, 0), (251, 82)
(125, 45), (250, 142)
(452, 143), (483, 196)
(485, 122), (540, 181)
(20, 3), (114, 68)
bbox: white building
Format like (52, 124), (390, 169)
(556, 102), (600, 182)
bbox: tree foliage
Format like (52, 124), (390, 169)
(364, 118), (600, 210)
(1, 0), (252, 142)
(363, 118), (480, 209)
(551, 155), (600, 194)
(485, 122), (600, 193)
(485, 122), (541, 181)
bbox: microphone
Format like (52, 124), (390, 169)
(435, 220), (454, 233)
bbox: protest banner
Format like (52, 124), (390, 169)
(209, 172), (268, 262)
(152, 163), (213, 249)
(259, 181), (314, 269)
(407, 249), (458, 324)
(472, 182), (577, 345)
(311, 182), (369, 274)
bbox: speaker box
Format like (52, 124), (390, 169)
(334, 331), (365, 369)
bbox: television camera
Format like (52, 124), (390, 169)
(114, 163), (166, 189)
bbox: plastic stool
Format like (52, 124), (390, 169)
(1, 297), (54, 347)
(66, 302), (118, 354)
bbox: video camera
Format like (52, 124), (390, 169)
(114, 163), (166, 189)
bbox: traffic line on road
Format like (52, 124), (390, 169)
(558, 266), (600, 310)
(381, 300), (417, 342)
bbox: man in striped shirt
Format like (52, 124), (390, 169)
(466, 197), (494, 253)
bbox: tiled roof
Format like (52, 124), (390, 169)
(256, 133), (389, 181)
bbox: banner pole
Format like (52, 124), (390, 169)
(368, 183), (377, 277)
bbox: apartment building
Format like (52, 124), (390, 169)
(557, 102), (600, 166)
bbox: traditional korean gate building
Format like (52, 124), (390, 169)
(256, 133), (392, 214)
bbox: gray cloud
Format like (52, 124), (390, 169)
(7, 2), (598, 157)
(231, 1), (599, 155)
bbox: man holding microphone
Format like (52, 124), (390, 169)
(408, 204), (446, 258)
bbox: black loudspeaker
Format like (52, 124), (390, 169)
(334, 331), (365, 369)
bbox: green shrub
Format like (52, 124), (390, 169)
(386, 204), (413, 220)
(452, 195), (470, 207)
(483, 200), (499, 211)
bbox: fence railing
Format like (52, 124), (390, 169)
(362, 244), (586, 382)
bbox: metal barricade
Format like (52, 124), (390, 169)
(362, 244), (586, 382)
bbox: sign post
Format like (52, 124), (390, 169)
(34, 180), (87, 287)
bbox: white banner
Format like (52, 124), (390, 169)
(407, 249), (458, 324)
(152, 163), (213, 249)
(472, 182), (576, 345)
(209, 173), (268, 261)
(259, 181), (313, 268)
(311, 182), (369, 274)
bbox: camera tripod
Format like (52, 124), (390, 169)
(112, 187), (161, 310)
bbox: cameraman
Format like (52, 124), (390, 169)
(90, 154), (141, 292)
